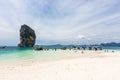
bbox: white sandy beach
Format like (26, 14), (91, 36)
(0, 50), (120, 80)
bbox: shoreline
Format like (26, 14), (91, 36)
(0, 50), (120, 80)
(0, 50), (120, 67)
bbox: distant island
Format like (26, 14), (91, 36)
(100, 42), (120, 47)
(36, 42), (120, 49)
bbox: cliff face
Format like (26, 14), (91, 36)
(18, 24), (36, 47)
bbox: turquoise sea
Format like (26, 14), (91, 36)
(0, 46), (75, 62)
(0, 46), (120, 62)
(0, 47), (61, 62)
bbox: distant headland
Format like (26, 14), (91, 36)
(100, 42), (120, 47)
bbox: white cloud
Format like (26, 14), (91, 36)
(0, 0), (120, 45)
(77, 35), (86, 39)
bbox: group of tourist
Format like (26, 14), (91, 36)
(35, 45), (102, 51)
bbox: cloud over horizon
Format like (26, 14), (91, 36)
(0, 0), (120, 45)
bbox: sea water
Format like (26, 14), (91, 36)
(0, 46), (120, 62)
(0, 46), (74, 62)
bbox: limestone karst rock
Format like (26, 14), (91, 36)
(18, 24), (36, 47)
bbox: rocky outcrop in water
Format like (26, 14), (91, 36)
(18, 24), (36, 47)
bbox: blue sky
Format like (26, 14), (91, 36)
(0, 0), (120, 46)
